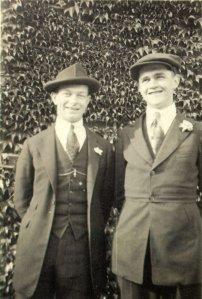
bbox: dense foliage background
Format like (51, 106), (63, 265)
(1, 0), (201, 297)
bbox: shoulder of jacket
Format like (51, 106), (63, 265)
(86, 127), (112, 148)
(177, 113), (202, 133)
(184, 117), (202, 132)
(118, 120), (138, 135)
(26, 126), (53, 145)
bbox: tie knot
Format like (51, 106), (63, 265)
(151, 112), (161, 127)
(154, 111), (161, 121)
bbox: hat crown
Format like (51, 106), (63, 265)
(43, 62), (100, 93)
(130, 52), (183, 81)
(56, 63), (88, 81)
(137, 53), (183, 66)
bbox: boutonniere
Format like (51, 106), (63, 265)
(94, 147), (103, 156)
(179, 120), (193, 132)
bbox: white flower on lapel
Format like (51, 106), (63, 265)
(94, 147), (103, 156)
(179, 120), (193, 132)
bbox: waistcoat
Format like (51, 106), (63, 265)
(51, 136), (88, 239)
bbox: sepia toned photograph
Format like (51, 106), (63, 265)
(0, 0), (201, 298)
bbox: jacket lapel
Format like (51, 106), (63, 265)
(86, 127), (101, 238)
(35, 125), (101, 199)
(86, 128), (100, 204)
(129, 114), (153, 165)
(36, 125), (57, 193)
(152, 113), (194, 169)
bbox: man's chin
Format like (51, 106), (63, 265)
(146, 98), (170, 109)
(147, 100), (162, 108)
(64, 115), (82, 123)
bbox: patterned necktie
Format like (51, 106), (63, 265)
(150, 112), (165, 155)
(66, 124), (80, 162)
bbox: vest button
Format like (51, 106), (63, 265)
(150, 196), (155, 201)
(150, 170), (155, 175)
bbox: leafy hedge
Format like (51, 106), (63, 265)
(1, 0), (201, 297)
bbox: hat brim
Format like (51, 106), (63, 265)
(130, 60), (180, 81)
(43, 77), (100, 93)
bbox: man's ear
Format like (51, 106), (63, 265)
(173, 74), (180, 89)
(137, 80), (141, 93)
(51, 92), (57, 105)
(137, 83), (140, 93)
(87, 94), (91, 104)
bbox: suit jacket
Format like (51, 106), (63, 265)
(112, 113), (202, 286)
(13, 125), (114, 297)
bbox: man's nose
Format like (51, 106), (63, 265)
(69, 94), (78, 104)
(148, 78), (158, 88)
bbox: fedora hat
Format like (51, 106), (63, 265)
(44, 63), (100, 93)
(130, 53), (183, 80)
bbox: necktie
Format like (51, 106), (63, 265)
(66, 124), (80, 162)
(150, 112), (165, 155)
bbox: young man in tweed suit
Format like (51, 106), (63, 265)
(14, 63), (114, 299)
(112, 53), (202, 299)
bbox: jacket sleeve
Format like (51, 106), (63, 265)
(14, 139), (34, 219)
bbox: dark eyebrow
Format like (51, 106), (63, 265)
(155, 72), (165, 76)
(140, 75), (150, 81)
(62, 90), (71, 93)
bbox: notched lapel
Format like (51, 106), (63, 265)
(128, 115), (153, 165)
(152, 113), (193, 169)
(36, 126), (57, 193)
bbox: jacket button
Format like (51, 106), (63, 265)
(150, 196), (155, 201)
(150, 170), (155, 175)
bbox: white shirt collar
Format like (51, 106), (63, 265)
(55, 117), (84, 130)
(55, 117), (86, 151)
(146, 103), (177, 134)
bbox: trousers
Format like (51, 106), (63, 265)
(16, 226), (93, 299)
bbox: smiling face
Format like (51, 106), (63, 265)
(51, 84), (90, 123)
(138, 64), (180, 109)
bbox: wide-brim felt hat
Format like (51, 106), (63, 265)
(44, 63), (100, 93)
(130, 53), (183, 80)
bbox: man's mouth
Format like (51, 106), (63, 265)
(65, 107), (79, 111)
(148, 90), (163, 95)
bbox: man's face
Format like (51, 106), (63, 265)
(138, 64), (180, 109)
(52, 84), (90, 123)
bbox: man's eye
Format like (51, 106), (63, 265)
(64, 92), (71, 96)
(78, 95), (85, 99)
(156, 75), (164, 79)
(142, 78), (149, 82)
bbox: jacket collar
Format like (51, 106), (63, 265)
(127, 112), (194, 169)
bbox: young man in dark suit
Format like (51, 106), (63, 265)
(112, 53), (202, 299)
(13, 63), (114, 299)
